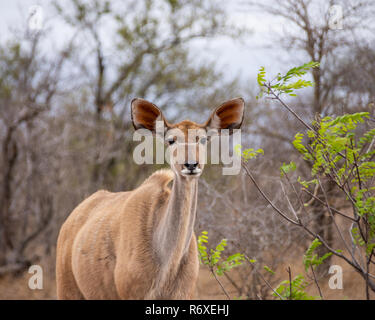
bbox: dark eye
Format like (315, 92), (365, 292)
(167, 137), (175, 145)
(200, 137), (207, 144)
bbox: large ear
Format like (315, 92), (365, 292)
(205, 98), (245, 132)
(131, 98), (168, 132)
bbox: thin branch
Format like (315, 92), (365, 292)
(302, 188), (357, 222)
(317, 177), (359, 265)
(242, 161), (375, 292)
(243, 255), (285, 300)
(279, 181), (300, 222)
(287, 266), (292, 300)
(242, 163), (300, 226)
(223, 272), (242, 295)
(265, 84), (314, 132)
(210, 267), (231, 300)
(310, 265), (324, 299)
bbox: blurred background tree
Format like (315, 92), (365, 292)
(0, 0), (374, 299)
(0, 0), (243, 276)
(0, 31), (70, 272)
(245, 0), (375, 277)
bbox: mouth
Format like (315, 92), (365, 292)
(181, 168), (202, 177)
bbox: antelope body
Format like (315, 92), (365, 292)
(56, 98), (244, 299)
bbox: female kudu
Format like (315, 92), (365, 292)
(56, 97), (244, 299)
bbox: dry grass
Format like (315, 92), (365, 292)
(0, 255), (372, 300)
(197, 255), (374, 300)
(0, 212), (373, 301)
(0, 258), (56, 300)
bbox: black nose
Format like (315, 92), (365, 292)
(184, 162), (198, 171)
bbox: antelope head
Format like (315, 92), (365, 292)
(131, 98), (245, 178)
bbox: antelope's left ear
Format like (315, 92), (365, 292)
(131, 98), (169, 133)
(205, 98), (245, 133)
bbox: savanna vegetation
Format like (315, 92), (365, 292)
(0, 0), (374, 300)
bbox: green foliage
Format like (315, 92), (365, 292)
(351, 227), (365, 246)
(234, 144), (264, 162)
(197, 231), (245, 276)
(280, 161), (296, 177)
(359, 128), (375, 149)
(297, 176), (317, 189)
(217, 253), (246, 276)
(256, 61), (320, 98)
(290, 112), (375, 255)
(263, 265), (275, 275)
(294, 113), (370, 178)
(256, 61), (375, 298)
(255, 239), (336, 300)
(257, 66), (266, 87)
(268, 239), (332, 300)
(197, 231), (209, 265)
(303, 238), (333, 272)
(355, 188), (375, 217)
(274, 274), (319, 300)
(292, 133), (313, 161)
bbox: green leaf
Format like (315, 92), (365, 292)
(263, 265), (275, 275)
(280, 161), (296, 177)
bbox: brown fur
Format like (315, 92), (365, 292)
(56, 98), (244, 300)
(56, 169), (200, 299)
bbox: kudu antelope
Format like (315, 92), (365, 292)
(56, 97), (244, 299)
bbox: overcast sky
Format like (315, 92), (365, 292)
(0, 0), (299, 85)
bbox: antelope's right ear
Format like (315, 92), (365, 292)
(131, 98), (168, 133)
(205, 98), (245, 133)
